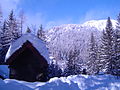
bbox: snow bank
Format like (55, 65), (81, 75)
(0, 65), (9, 78)
(5, 33), (50, 64)
(0, 75), (120, 90)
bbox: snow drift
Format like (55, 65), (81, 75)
(0, 75), (120, 90)
(0, 65), (9, 79)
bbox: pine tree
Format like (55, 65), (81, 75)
(18, 10), (25, 35)
(48, 61), (62, 79)
(6, 10), (14, 41)
(12, 18), (21, 40)
(100, 17), (115, 74)
(113, 13), (120, 76)
(37, 25), (45, 41)
(64, 46), (81, 76)
(1, 20), (11, 47)
(0, 21), (11, 63)
(26, 27), (31, 33)
(7, 10), (21, 41)
(0, 6), (3, 48)
(0, 7), (6, 64)
(87, 33), (99, 74)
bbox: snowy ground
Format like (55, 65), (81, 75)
(0, 75), (120, 90)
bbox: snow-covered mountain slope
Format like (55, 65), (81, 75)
(0, 75), (120, 90)
(82, 20), (117, 31)
(46, 20), (117, 66)
(46, 20), (117, 45)
(47, 19), (117, 34)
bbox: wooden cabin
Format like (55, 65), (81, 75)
(5, 34), (50, 82)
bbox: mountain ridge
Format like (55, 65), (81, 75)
(48, 19), (117, 32)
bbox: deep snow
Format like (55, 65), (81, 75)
(0, 75), (120, 90)
(0, 65), (9, 78)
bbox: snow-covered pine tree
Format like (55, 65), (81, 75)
(64, 46), (81, 76)
(48, 61), (62, 79)
(113, 13), (120, 76)
(12, 18), (21, 40)
(18, 10), (25, 35)
(6, 10), (14, 41)
(0, 6), (3, 48)
(7, 10), (21, 41)
(1, 20), (11, 47)
(37, 25), (45, 41)
(100, 17), (115, 74)
(26, 27), (31, 33)
(87, 33), (99, 75)
(0, 21), (11, 63)
(0, 31), (2, 49)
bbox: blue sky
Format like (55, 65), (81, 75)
(0, 0), (120, 29)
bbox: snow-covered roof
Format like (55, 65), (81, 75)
(5, 33), (50, 64)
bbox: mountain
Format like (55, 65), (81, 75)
(82, 20), (117, 31)
(46, 20), (117, 68)
(47, 20), (117, 42)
